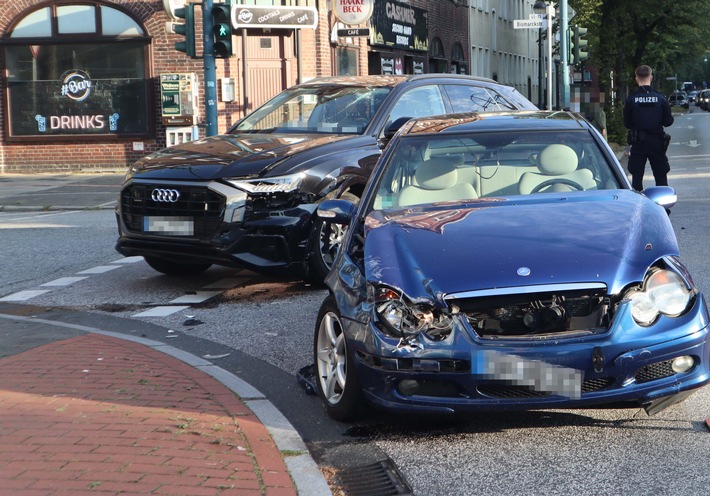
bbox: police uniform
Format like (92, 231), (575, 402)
(623, 85), (674, 191)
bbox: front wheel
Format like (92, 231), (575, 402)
(143, 256), (212, 276)
(307, 192), (358, 285)
(313, 296), (366, 422)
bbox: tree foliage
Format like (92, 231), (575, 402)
(570, 0), (710, 95)
(567, 0), (710, 143)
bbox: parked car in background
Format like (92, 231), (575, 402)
(313, 110), (709, 421)
(115, 75), (537, 283)
(668, 92), (689, 108)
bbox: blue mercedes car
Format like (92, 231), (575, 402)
(312, 111), (710, 421)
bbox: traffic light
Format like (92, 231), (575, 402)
(174, 4), (196, 58)
(212, 3), (233, 58)
(572, 25), (589, 64)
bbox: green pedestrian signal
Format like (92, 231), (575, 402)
(212, 4), (233, 58)
(174, 4), (196, 58)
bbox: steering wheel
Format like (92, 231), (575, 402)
(530, 178), (585, 194)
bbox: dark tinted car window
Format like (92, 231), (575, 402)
(232, 86), (391, 134)
(385, 85), (447, 127)
(444, 84), (518, 112)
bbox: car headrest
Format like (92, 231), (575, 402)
(537, 144), (578, 175)
(414, 157), (459, 190)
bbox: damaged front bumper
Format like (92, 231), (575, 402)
(347, 296), (710, 415)
(115, 179), (318, 275)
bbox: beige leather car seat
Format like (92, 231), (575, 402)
(518, 144), (596, 195)
(397, 157), (478, 207)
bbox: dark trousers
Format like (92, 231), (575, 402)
(627, 137), (670, 191)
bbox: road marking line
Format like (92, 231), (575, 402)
(132, 306), (191, 317)
(170, 291), (222, 304)
(76, 265), (123, 274)
(41, 277), (89, 287)
(111, 256), (144, 264)
(0, 290), (52, 302)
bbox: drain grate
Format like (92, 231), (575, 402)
(337, 459), (413, 496)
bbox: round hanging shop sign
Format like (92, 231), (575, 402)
(333, 0), (374, 26)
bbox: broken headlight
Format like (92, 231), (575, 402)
(374, 286), (454, 340)
(626, 268), (693, 326)
(226, 172), (305, 194)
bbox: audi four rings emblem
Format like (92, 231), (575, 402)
(151, 188), (180, 202)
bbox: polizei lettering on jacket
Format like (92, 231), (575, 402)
(635, 96), (659, 103)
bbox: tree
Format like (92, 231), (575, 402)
(568, 0), (710, 143)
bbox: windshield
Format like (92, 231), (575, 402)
(371, 131), (622, 211)
(232, 86), (391, 135)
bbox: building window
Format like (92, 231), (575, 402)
(451, 42), (467, 74)
(3, 1), (151, 141)
(429, 37), (447, 73)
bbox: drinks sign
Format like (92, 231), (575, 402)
(333, 0), (374, 26)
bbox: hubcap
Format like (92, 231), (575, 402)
(319, 222), (347, 270)
(315, 311), (347, 405)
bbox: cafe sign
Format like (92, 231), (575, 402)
(333, 0), (374, 25)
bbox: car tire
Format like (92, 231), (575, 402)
(143, 256), (212, 276)
(313, 295), (366, 422)
(307, 192), (359, 285)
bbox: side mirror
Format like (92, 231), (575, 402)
(643, 186), (677, 209)
(316, 198), (357, 225)
(382, 116), (412, 140)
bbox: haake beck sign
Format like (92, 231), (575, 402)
(333, 0), (374, 25)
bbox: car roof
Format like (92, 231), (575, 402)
(293, 74), (500, 89)
(398, 110), (590, 135)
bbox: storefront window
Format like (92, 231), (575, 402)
(336, 47), (358, 76)
(3, 2), (151, 140)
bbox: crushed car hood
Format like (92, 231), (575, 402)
(363, 191), (678, 301)
(130, 133), (366, 180)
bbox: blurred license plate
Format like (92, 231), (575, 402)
(477, 350), (582, 399)
(144, 216), (194, 236)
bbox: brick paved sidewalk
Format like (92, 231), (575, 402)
(0, 333), (298, 496)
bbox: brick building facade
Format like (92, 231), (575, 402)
(0, 0), (471, 173)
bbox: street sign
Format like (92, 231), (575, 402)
(232, 5), (318, 30)
(337, 28), (370, 37)
(514, 19), (544, 29)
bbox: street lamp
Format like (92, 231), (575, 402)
(533, 0), (554, 110)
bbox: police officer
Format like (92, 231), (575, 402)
(623, 65), (674, 191)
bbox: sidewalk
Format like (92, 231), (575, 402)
(0, 310), (331, 495)
(0, 173), (333, 495)
(0, 172), (123, 212)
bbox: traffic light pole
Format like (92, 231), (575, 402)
(202, 0), (218, 136)
(560, 0), (570, 110)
